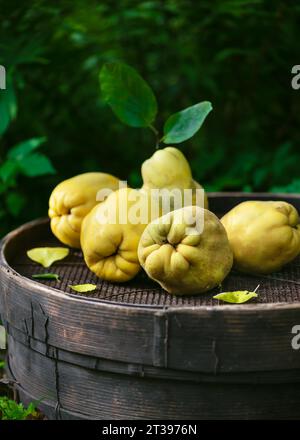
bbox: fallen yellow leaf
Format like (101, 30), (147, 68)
(213, 290), (258, 304)
(68, 284), (97, 293)
(27, 247), (69, 268)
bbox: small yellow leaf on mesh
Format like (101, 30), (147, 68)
(27, 247), (69, 268)
(213, 291), (258, 304)
(68, 284), (97, 293)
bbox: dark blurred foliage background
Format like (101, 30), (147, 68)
(0, 0), (299, 235)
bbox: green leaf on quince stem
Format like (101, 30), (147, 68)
(162, 101), (212, 144)
(100, 62), (157, 127)
(213, 290), (258, 304)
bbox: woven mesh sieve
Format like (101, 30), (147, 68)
(10, 233), (300, 307)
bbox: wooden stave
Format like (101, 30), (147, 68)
(7, 335), (300, 420)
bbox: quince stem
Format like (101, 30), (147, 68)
(149, 124), (160, 149)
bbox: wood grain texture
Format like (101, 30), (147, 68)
(7, 335), (300, 420)
(1, 193), (300, 419)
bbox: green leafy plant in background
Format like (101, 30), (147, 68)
(0, 136), (55, 232)
(0, 14), (55, 235)
(0, 361), (42, 420)
(271, 179), (300, 193)
(0, 60), (55, 235)
(100, 62), (212, 147)
(0, 396), (37, 420)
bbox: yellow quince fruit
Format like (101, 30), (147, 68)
(138, 206), (233, 295)
(221, 200), (300, 274)
(81, 187), (154, 282)
(141, 146), (208, 210)
(49, 172), (120, 248)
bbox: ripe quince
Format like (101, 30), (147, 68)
(81, 187), (154, 282)
(49, 172), (120, 248)
(138, 206), (233, 295)
(221, 201), (300, 274)
(141, 146), (208, 210)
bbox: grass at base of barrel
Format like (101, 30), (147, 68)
(0, 351), (46, 420)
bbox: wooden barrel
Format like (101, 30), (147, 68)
(1, 192), (300, 420)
